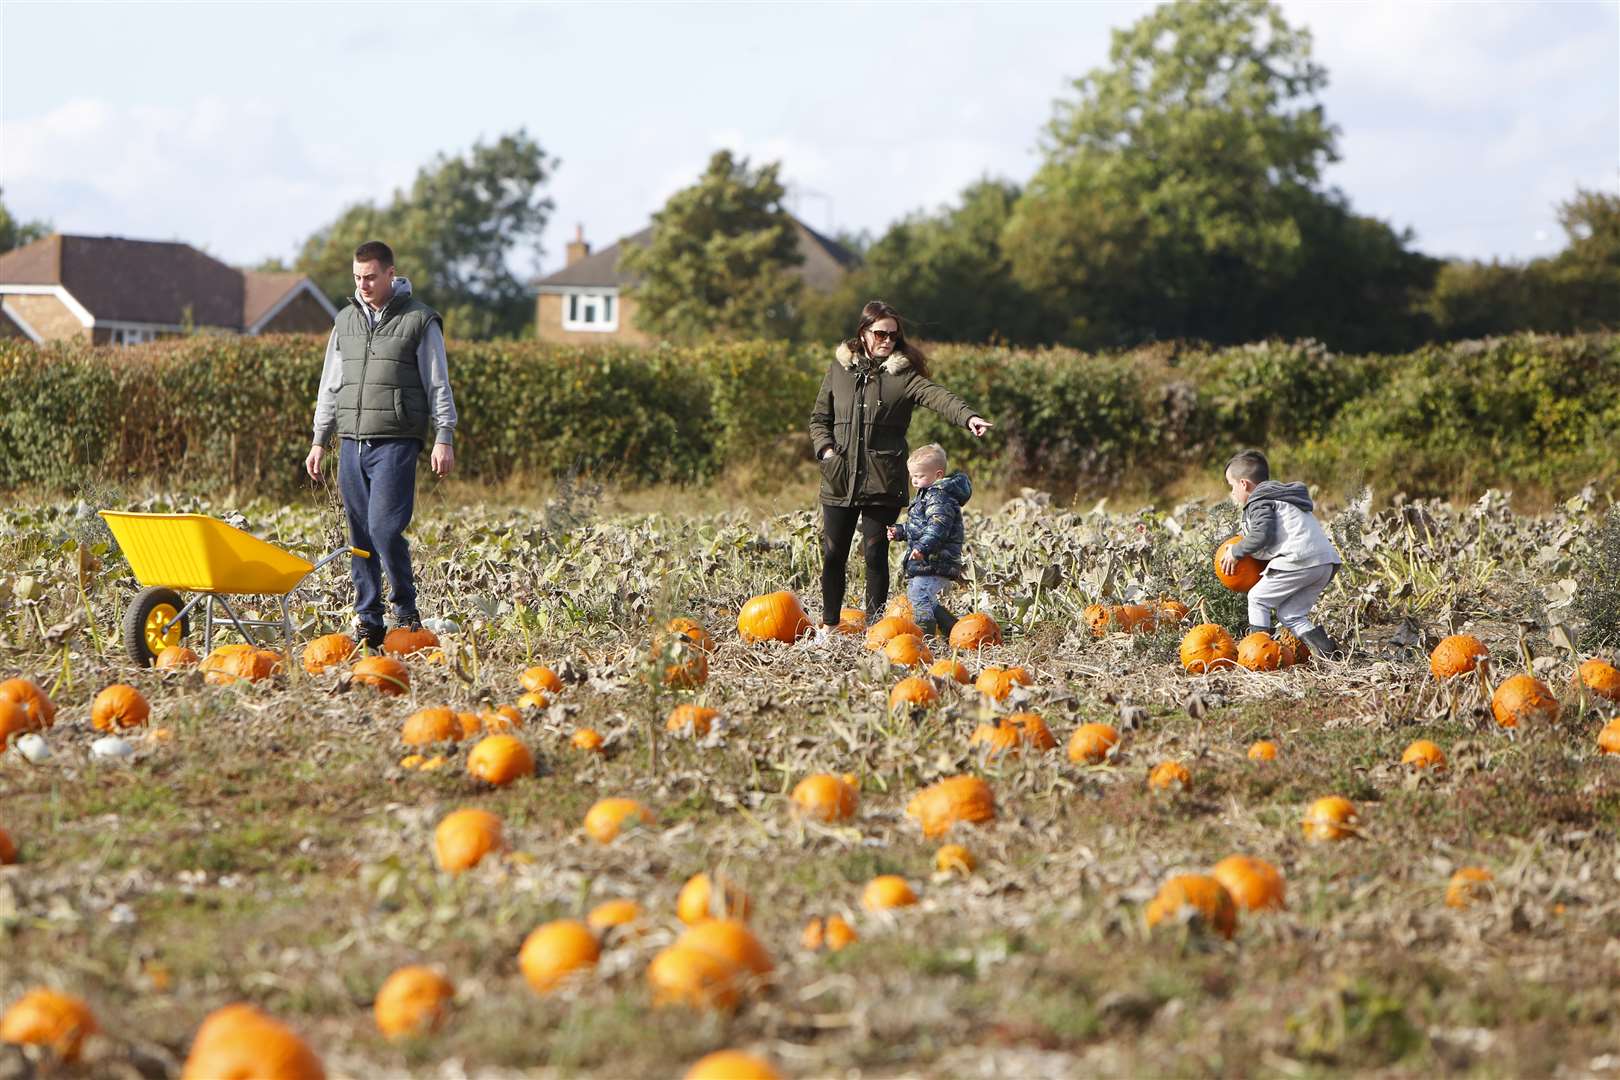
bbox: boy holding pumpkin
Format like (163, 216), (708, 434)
(1219, 449), (1344, 659)
(886, 444), (971, 638)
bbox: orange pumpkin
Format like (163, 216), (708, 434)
(928, 658), (971, 684)
(1275, 627), (1310, 667)
(1598, 718), (1620, 756)
(684, 1051), (783, 1080)
(91, 683), (149, 731)
(584, 798), (655, 844)
(402, 707), (463, 746)
(516, 689), (551, 710)
(1301, 796), (1360, 842)
(974, 667), (1018, 701)
(1210, 855), (1286, 912)
(800, 915), (858, 953)
(1111, 604), (1156, 633)
(0, 701), (27, 750)
(647, 945), (747, 1010)
(155, 645), (200, 670)
(301, 633), (355, 675)
(1430, 634), (1489, 679)
(572, 727), (606, 753)
(352, 655), (410, 695)
(948, 612), (1002, 650)
(969, 721), (1022, 757)
(1147, 760), (1191, 791)
(202, 644), (284, 685)
(1067, 723), (1121, 765)
(1444, 866), (1494, 909)
(1214, 536), (1265, 592)
(1400, 739), (1447, 770)
(862, 875), (918, 910)
(737, 591), (811, 644)
(479, 705), (524, 733)
(466, 734), (534, 786)
(1144, 874), (1237, 939)
(1008, 712), (1057, 752)
(1236, 631), (1283, 672)
(1083, 604), (1113, 637)
(676, 919), (774, 977)
(1155, 598), (1190, 625)
(181, 1003), (324, 1080)
(865, 615), (923, 651)
(519, 665), (564, 694)
(666, 704), (720, 737)
(1247, 740), (1278, 761)
(1180, 624), (1237, 673)
(666, 617), (716, 655)
(883, 633), (933, 668)
(677, 872), (752, 924)
(906, 775), (995, 838)
(654, 634), (710, 689)
(1579, 658), (1620, 702)
(889, 676), (939, 712)
(935, 844), (976, 875)
(519, 920), (600, 993)
(0, 988), (97, 1062)
(383, 626), (439, 657)
(833, 607), (867, 635)
(586, 899), (643, 933)
(884, 595), (916, 621)
(790, 774), (858, 822)
(433, 808), (503, 873)
(1491, 674), (1560, 728)
(0, 825), (15, 864)
(0, 678), (54, 730)
(374, 966), (454, 1038)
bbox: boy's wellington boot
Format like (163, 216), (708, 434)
(1246, 625), (1272, 639)
(1300, 626), (1344, 661)
(933, 604), (958, 639)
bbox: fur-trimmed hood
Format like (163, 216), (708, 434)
(835, 341), (913, 376)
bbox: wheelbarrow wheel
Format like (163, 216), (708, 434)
(124, 586), (190, 666)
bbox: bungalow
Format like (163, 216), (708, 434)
(533, 216), (859, 344)
(0, 234), (337, 345)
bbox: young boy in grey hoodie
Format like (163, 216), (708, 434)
(1218, 449), (1344, 659)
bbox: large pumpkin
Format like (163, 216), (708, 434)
(519, 920), (600, 993)
(1491, 674), (1560, 728)
(1144, 874), (1237, 939)
(1430, 634), (1489, 679)
(906, 775), (995, 838)
(865, 615), (923, 651)
(948, 613), (1002, 650)
(1180, 624), (1237, 673)
(181, 1003), (324, 1080)
(790, 774), (859, 822)
(737, 592), (811, 644)
(1210, 855), (1286, 912)
(352, 655), (410, 695)
(1236, 632), (1282, 672)
(202, 644), (284, 685)
(91, 684), (149, 731)
(433, 808), (504, 873)
(0, 988), (97, 1062)
(301, 633), (355, 675)
(1067, 723), (1121, 765)
(888, 676), (939, 712)
(665, 617), (716, 655)
(0, 678), (55, 730)
(1214, 536), (1265, 592)
(374, 966), (454, 1038)
(383, 625), (440, 657)
(1578, 658), (1620, 702)
(883, 633), (933, 668)
(466, 734), (534, 786)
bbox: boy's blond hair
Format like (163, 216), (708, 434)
(908, 443), (947, 472)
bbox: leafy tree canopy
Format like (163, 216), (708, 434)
(0, 189), (52, 255)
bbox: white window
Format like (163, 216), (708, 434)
(562, 291), (618, 332)
(110, 327), (156, 345)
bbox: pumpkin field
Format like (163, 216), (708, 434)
(3, 481), (1620, 1078)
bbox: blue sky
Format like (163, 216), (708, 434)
(2, 1), (1615, 277)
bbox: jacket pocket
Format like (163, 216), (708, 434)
(819, 447), (850, 500)
(393, 388), (405, 424)
(865, 449), (906, 501)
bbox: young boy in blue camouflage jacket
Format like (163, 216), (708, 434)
(886, 443), (971, 637)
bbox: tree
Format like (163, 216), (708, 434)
(1004, 0), (1429, 348)
(291, 130), (555, 339)
(618, 150), (804, 341)
(0, 189), (51, 254)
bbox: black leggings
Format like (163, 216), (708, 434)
(820, 502), (901, 624)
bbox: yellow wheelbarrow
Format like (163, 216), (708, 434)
(99, 511), (368, 666)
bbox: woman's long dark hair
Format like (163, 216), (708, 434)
(846, 299), (930, 377)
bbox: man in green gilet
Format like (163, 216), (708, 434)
(304, 240), (458, 649)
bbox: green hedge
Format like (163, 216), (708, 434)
(1, 332), (1615, 499)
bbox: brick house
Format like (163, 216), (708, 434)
(0, 234), (337, 345)
(533, 217), (859, 344)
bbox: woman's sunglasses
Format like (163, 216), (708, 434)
(867, 328), (899, 342)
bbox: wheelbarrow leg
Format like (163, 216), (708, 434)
(203, 595), (215, 654)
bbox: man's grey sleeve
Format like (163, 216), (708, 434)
(417, 321), (458, 446)
(311, 329), (342, 447)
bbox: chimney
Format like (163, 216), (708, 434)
(565, 224), (590, 267)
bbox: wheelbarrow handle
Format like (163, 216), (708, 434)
(351, 547), (371, 559)
(311, 545), (371, 574)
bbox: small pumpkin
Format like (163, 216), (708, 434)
(519, 665), (564, 694)
(1210, 855), (1286, 912)
(646, 945), (745, 1010)
(479, 704), (524, 733)
(91, 683), (149, 731)
(969, 721), (1022, 757)
(1111, 603), (1156, 634)
(374, 966), (454, 1038)
(865, 615), (923, 651)
(1598, 718), (1620, 756)
(0, 701), (27, 750)
(684, 1051), (783, 1080)
(180, 1003), (324, 1080)
(1214, 536), (1265, 592)
(155, 645), (200, 670)
(906, 775), (995, 838)
(433, 808), (503, 873)
(1301, 796), (1360, 842)
(666, 616), (716, 654)
(1444, 866), (1494, 909)
(1580, 657), (1620, 702)
(655, 635), (709, 689)
(1247, 740), (1279, 761)
(1236, 632), (1282, 672)
(928, 658), (971, 684)
(666, 704), (719, 737)
(677, 872), (752, 924)
(1400, 739), (1447, 770)
(1144, 874), (1237, 939)
(1276, 627), (1310, 667)
(1083, 603), (1112, 637)
(1491, 674), (1560, 728)
(0, 825), (15, 864)
(883, 633), (933, 668)
(889, 676), (939, 712)
(352, 655), (410, 695)
(1147, 760), (1191, 791)
(572, 727), (606, 753)
(202, 644), (284, 685)
(466, 734), (534, 786)
(301, 633), (355, 675)
(935, 843), (976, 875)
(0, 988), (97, 1062)
(0, 678), (54, 730)
(519, 920), (600, 993)
(948, 612), (1002, 650)
(586, 899), (643, 933)
(402, 707), (463, 746)
(974, 666), (1023, 701)
(1155, 598), (1190, 625)
(584, 798), (655, 844)
(516, 689), (551, 710)
(884, 595), (916, 621)
(383, 625), (439, 657)
(1008, 712), (1057, 752)
(862, 875), (918, 910)
(676, 919), (774, 977)
(1180, 624), (1237, 674)
(790, 774), (858, 822)
(1430, 634), (1489, 679)
(833, 607), (867, 635)
(1067, 723), (1121, 766)
(800, 914), (858, 952)
(737, 591), (811, 644)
